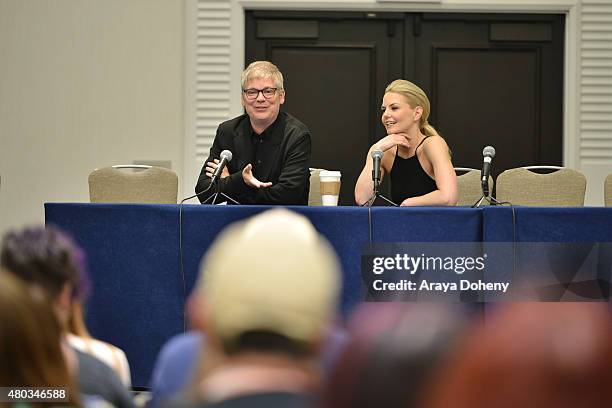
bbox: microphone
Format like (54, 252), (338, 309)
(210, 150), (233, 184)
(371, 150), (383, 191)
(481, 146), (496, 196)
(180, 150), (233, 204)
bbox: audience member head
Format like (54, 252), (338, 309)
(323, 302), (466, 408)
(385, 79), (441, 138)
(196, 209), (341, 358)
(0, 270), (77, 398)
(0, 225), (89, 325)
(241, 60), (285, 91)
(423, 303), (612, 408)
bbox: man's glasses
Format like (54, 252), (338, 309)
(242, 87), (278, 100)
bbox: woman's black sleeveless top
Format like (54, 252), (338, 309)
(390, 136), (437, 203)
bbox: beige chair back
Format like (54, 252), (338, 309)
(89, 165), (178, 204)
(605, 173), (612, 207)
(308, 168), (323, 206)
(455, 167), (493, 206)
(496, 167), (586, 206)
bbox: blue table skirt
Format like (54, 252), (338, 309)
(44, 203), (612, 387)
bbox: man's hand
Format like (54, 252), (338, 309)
(242, 164), (273, 188)
(205, 159), (230, 179)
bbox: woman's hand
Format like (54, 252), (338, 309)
(373, 133), (411, 152)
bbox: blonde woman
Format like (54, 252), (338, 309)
(355, 80), (457, 206)
(67, 301), (131, 388)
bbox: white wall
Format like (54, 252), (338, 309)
(0, 0), (184, 236)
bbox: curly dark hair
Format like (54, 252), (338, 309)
(0, 225), (89, 301)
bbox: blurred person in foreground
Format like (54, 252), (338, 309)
(195, 61), (311, 205)
(1, 225), (134, 408)
(68, 300), (132, 387)
(148, 293), (207, 408)
(164, 208), (341, 408)
(149, 289), (348, 408)
(422, 302), (612, 408)
(0, 271), (80, 406)
(322, 302), (466, 408)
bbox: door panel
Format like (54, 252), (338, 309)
(434, 47), (540, 171)
(413, 13), (564, 175)
(270, 45), (376, 203)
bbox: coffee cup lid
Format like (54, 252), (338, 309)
(320, 170), (341, 178)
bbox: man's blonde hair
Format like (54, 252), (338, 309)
(241, 61), (284, 91)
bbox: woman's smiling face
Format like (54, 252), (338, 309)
(381, 92), (422, 134)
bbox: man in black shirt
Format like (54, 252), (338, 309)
(195, 61), (311, 205)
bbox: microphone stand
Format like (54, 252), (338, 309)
(201, 178), (240, 205)
(471, 178), (501, 207)
(361, 179), (397, 207)
(177, 173), (238, 328)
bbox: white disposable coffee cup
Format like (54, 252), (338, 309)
(319, 170), (341, 206)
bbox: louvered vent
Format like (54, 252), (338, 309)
(194, 0), (231, 162)
(579, 0), (612, 162)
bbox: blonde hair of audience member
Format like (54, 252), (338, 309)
(67, 301), (132, 387)
(0, 271), (80, 405)
(354, 79), (457, 206)
(422, 303), (612, 408)
(186, 209), (341, 404)
(241, 60), (284, 91)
